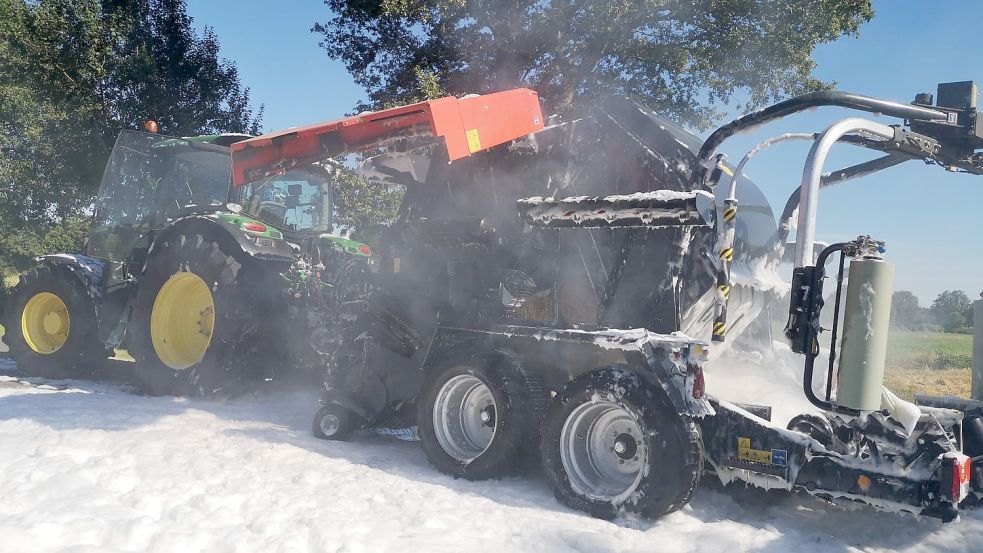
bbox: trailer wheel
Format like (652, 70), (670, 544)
(313, 404), (357, 441)
(418, 350), (546, 480)
(128, 232), (270, 396)
(787, 414), (834, 448)
(3, 266), (104, 378)
(540, 367), (703, 519)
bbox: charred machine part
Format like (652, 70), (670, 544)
(279, 81), (981, 521)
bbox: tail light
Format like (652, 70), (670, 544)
(243, 221), (268, 233)
(692, 365), (705, 399)
(358, 244), (372, 255)
(687, 343), (709, 400)
(943, 453), (972, 503)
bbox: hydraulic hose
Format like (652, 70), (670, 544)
(800, 242), (861, 417)
(698, 90), (947, 175)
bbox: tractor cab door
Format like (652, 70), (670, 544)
(87, 131), (233, 263)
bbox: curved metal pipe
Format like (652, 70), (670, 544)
(777, 153), (912, 245)
(696, 91), (947, 190)
(727, 133), (818, 201)
(794, 118), (895, 267)
(697, 91), (947, 174)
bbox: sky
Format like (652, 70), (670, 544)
(186, 0), (982, 305)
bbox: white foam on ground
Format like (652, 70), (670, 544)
(1, 357), (981, 552)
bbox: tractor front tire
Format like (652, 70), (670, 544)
(540, 367), (704, 520)
(3, 266), (104, 378)
(128, 233), (270, 396)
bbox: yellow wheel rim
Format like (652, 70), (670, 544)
(150, 272), (215, 370)
(21, 292), (71, 354)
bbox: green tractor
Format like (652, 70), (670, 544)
(2, 89), (541, 395)
(2, 129), (371, 394)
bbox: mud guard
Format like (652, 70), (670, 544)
(12, 254), (119, 351)
(35, 254), (106, 302)
(146, 215), (295, 268)
(419, 323), (713, 419)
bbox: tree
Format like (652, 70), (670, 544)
(890, 290), (926, 331)
(931, 290), (972, 332)
(0, 0), (261, 269)
(313, 0), (874, 126)
(329, 166), (404, 245)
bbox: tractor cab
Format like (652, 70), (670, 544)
(235, 165), (334, 236)
(86, 129), (341, 266)
(87, 130), (237, 263)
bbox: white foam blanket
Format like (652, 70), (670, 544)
(1, 356), (981, 553)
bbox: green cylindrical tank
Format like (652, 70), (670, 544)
(837, 258), (895, 412)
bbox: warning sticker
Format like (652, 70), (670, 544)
(737, 437), (776, 464)
(466, 129), (482, 153)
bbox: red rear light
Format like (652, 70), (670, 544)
(243, 221), (267, 233)
(952, 456), (972, 502)
(692, 366), (705, 399)
(358, 244), (371, 255)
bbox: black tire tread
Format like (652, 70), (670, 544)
(128, 232), (269, 396)
(540, 366), (704, 520)
(312, 404), (357, 441)
(3, 265), (104, 378)
(418, 348), (547, 480)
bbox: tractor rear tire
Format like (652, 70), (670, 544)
(128, 232), (271, 396)
(418, 350), (547, 480)
(3, 266), (104, 378)
(540, 367), (703, 520)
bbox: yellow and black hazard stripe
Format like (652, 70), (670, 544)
(719, 247), (734, 262)
(713, 321), (727, 337)
(723, 206), (737, 222)
(717, 284), (731, 299)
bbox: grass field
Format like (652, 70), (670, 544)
(884, 331), (974, 399)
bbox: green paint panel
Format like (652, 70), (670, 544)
(212, 212), (284, 239)
(319, 234), (372, 258)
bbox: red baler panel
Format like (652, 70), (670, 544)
(230, 89), (543, 187)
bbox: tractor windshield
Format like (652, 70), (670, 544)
(238, 166), (333, 233)
(87, 131), (232, 261)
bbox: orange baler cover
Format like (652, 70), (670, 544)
(230, 88), (544, 187)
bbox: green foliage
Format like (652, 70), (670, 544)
(0, 274), (8, 308)
(931, 290), (973, 332)
(931, 351), (973, 370)
(0, 0), (260, 267)
(329, 164), (405, 245)
(890, 290), (928, 331)
(0, 216), (91, 272)
(314, 0), (874, 127)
